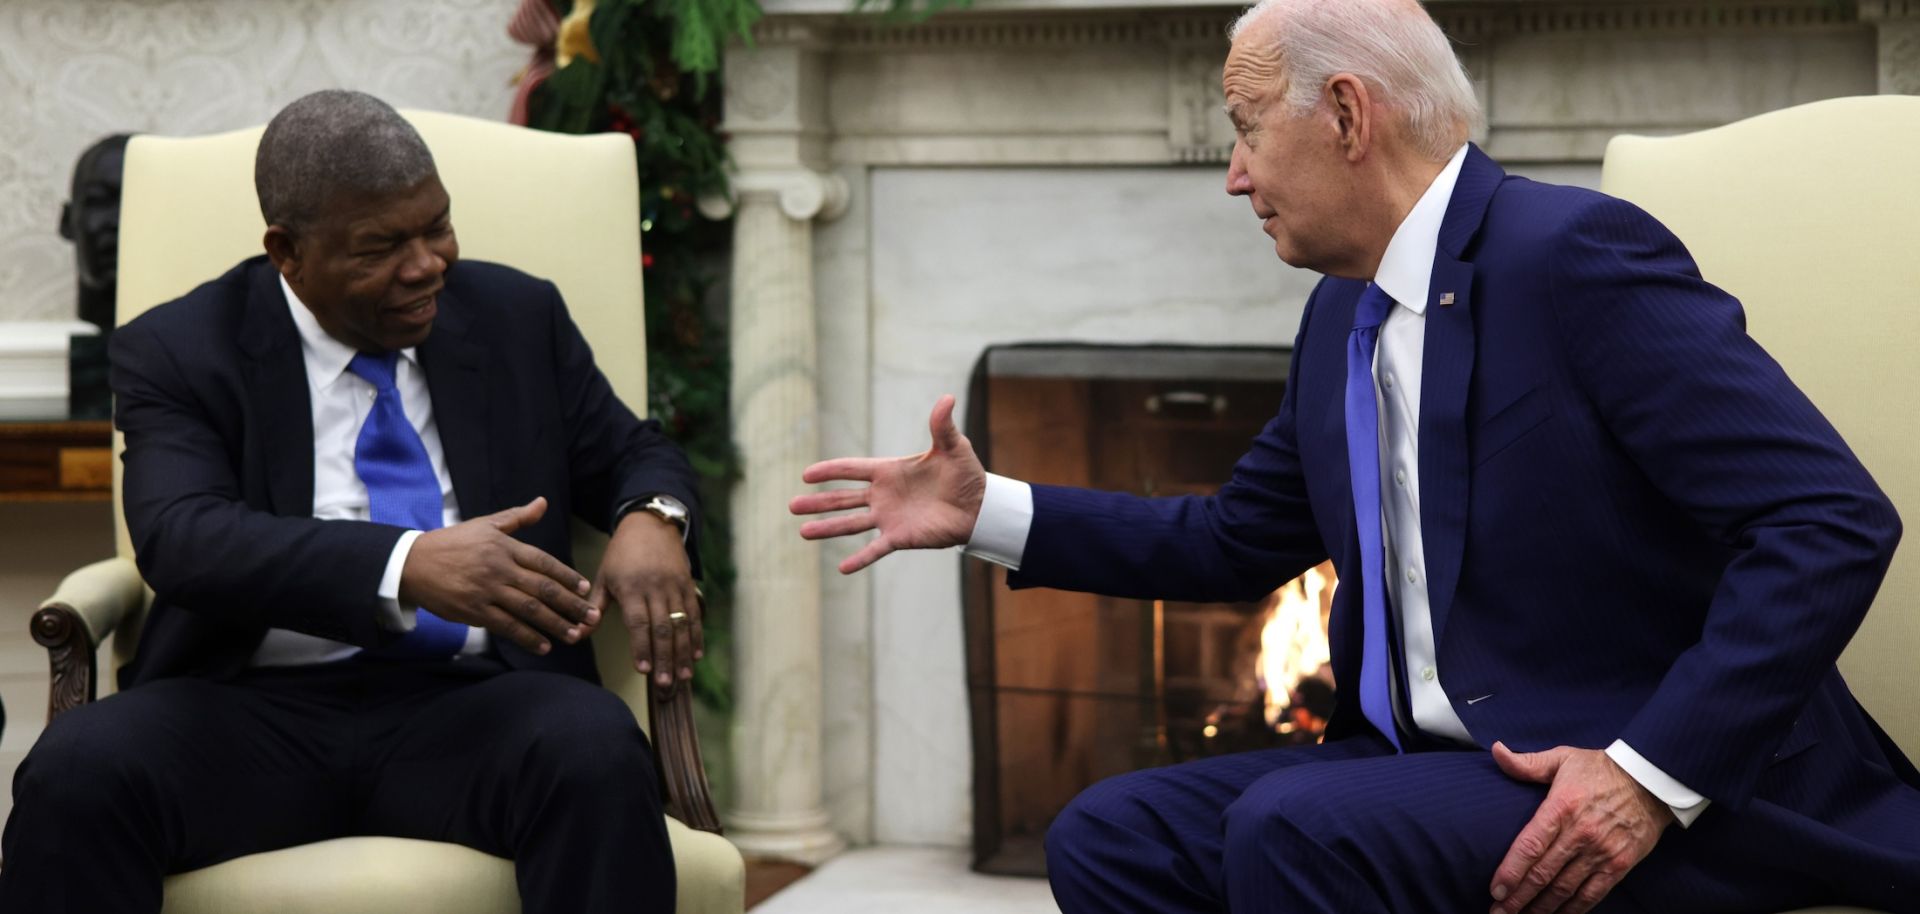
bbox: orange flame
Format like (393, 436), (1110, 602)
(1257, 563), (1334, 729)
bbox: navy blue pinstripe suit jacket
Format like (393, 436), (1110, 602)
(1009, 146), (1920, 889)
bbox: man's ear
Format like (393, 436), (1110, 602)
(263, 226), (301, 283)
(1326, 73), (1372, 162)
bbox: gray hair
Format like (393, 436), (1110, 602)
(1229, 0), (1482, 162)
(255, 90), (438, 232)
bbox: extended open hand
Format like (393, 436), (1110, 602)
(790, 395), (987, 574)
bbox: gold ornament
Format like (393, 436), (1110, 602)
(556, 0), (601, 68)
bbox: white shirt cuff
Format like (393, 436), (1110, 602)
(1606, 739), (1710, 828)
(963, 473), (1033, 570)
(375, 529), (424, 633)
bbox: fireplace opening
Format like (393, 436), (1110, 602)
(961, 343), (1337, 877)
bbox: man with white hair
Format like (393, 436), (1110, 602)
(794, 0), (1920, 911)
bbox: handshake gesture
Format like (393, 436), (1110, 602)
(790, 395), (989, 573)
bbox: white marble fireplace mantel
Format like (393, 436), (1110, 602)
(717, 0), (1908, 861)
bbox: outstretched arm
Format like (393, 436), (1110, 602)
(793, 290), (1330, 602)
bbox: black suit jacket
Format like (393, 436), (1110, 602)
(109, 255), (701, 689)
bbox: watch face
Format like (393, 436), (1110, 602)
(648, 495), (689, 523)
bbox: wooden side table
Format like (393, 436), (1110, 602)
(0, 421), (113, 502)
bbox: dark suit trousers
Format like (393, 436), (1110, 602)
(0, 659), (675, 913)
(1044, 734), (1844, 914)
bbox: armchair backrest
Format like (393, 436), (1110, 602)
(1601, 95), (1920, 755)
(115, 110), (656, 720)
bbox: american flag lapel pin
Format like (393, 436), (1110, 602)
(1437, 291), (1456, 307)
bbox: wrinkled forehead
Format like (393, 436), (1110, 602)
(1221, 26), (1286, 112)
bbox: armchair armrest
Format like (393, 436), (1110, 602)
(31, 557), (146, 723)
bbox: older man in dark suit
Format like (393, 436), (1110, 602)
(791, 1), (1920, 912)
(1, 90), (701, 913)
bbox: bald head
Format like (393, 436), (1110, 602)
(1229, 0), (1480, 161)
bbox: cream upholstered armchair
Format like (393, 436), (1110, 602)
(28, 110), (745, 914)
(1603, 95), (1920, 914)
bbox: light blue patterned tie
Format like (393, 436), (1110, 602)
(1344, 283), (1402, 751)
(347, 351), (469, 659)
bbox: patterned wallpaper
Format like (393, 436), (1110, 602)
(0, 0), (527, 323)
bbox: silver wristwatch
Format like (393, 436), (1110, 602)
(634, 493), (690, 534)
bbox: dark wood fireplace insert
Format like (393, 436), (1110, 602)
(962, 343), (1333, 877)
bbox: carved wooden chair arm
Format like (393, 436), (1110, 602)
(646, 589), (723, 834)
(31, 557), (148, 724)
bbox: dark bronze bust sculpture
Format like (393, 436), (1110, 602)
(59, 134), (131, 419)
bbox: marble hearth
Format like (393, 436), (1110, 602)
(714, 0), (1908, 862)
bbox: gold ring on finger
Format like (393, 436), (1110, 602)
(668, 611), (689, 624)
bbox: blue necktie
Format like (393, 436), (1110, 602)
(347, 351), (470, 659)
(1344, 283), (1402, 751)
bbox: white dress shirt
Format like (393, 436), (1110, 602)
(963, 144), (1708, 826)
(249, 277), (488, 667)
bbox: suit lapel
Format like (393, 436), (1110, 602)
(419, 286), (493, 519)
(1420, 146), (1503, 641)
(238, 259), (315, 517)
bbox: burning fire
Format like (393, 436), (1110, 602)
(1257, 562), (1334, 730)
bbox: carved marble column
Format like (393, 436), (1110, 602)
(717, 29), (850, 865)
